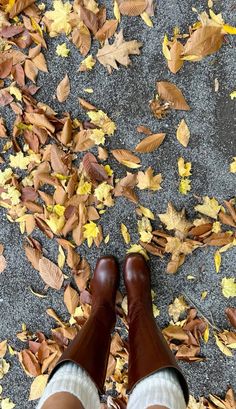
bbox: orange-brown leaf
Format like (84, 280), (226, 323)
(56, 74), (70, 103)
(38, 257), (64, 290)
(135, 133), (166, 153)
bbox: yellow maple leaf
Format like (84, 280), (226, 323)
(45, 0), (72, 36)
(230, 91), (236, 100)
(178, 157), (192, 177)
(87, 110), (116, 135)
(56, 43), (70, 57)
(127, 244), (149, 260)
(9, 152), (40, 170)
(46, 214), (65, 234)
(229, 157), (236, 173)
(1, 186), (21, 205)
(1, 398), (15, 409)
(214, 250), (221, 273)
(138, 217), (153, 243)
(53, 204), (65, 217)
(121, 223), (130, 244)
(137, 167), (162, 191)
(94, 182), (113, 202)
(221, 277), (236, 298)
(195, 196), (221, 219)
(83, 221), (99, 247)
(80, 55), (96, 71)
(179, 178), (191, 195)
(90, 129), (105, 145)
(0, 169), (13, 187)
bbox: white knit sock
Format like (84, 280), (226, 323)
(127, 368), (186, 409)
(36, 362), (100, 409)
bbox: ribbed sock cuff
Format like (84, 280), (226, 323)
(36, 362), (100, 409)
(127, 368), (186, 409)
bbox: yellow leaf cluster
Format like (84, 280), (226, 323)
(1, 186), (21, 206)
(90, 129), (105, 145)
(138, 217), (153, 243)
(178, 157), (192, 177)
(94, 182), (113, 203)
(87, 110), (116, 135)
(77, 180), (92, 195)
(0, 169), (12, 187)
(9, 152), (40, 170)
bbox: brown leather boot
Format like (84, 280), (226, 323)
(124, 253), (189, 404)
(49, 256), (119, 393)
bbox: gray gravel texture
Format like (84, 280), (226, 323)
(0, 0), (236, 407)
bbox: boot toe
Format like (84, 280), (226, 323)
(124, 253), (150, 284)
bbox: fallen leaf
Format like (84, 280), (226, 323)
(19, 349), (41, 377)
(157, 81), (190, 110)
(56, 74), (70, 103)
(45, 0), (72, 36)
(214, 334), (232, 357)
(0, 254), (6, 273)
(95, 19), (118, 42)
(118, 0), (147, 16)
(221, 277), (236, 298)
(64, 284), (80, 315)
(137, 167), (162, 191)
(195, 197), (221, 219)
(96, 30), (142, 73)
(225, 307), (236, 329)
(38, 257), (64, 290)
(135, 133), (166, 153)
(56, 43), (70, 57)
(168, 296), (189, 322)
(121, 223), (131, 244)
(83, 152), (108, 182)
(111, 149), (140, 167)
(0, 340), (7, 358)
(159, 203), (192, 235)
(214, 250), (221, 273)
(183, 26), (224, 60)
(29, 374), (49, 400)
(176, 119), (190, 147)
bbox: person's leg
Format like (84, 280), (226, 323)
(41, 392), (84, 409)
(123, 254), (189, 409)
(37, 256), (119, 409)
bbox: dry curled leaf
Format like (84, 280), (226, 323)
(95, 19), (118, 42)
(157, 81), (190, 111)
(135, 133), (166, 153)
(56, 74), (70, 103)
(38, 257), (64, 290)
(225, 307), (236, 329)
